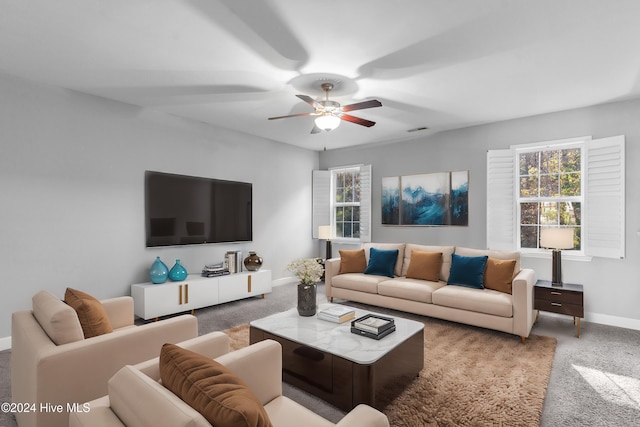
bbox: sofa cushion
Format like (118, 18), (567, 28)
(454, 247), (521, 278)
(32, 290), (84, 345)
(108, 365), (210, 427)
(484, 258), (517, 294)
(364, 247), (399, 278)
(160, 343), (272, 427)
(363, 243), (405, 277)
(432, 286), (513, 318)
(339, 249), (367, 274)
(332, 273), (387, 294)
(447, 253), (488, 289)
(403, 244), (455, 282)
(405, 251), (442, 282)
(65, 288), (114, 338)
(378, 277), (446, 304)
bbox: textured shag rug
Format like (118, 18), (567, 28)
(225, 319), (556, 427)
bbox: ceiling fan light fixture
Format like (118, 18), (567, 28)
(315, 114), (341, 131)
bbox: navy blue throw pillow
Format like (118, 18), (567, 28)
(364, 247), (399, 278)
(447, 253), (488, 289)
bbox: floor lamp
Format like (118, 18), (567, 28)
(318, 225), (332, 259)
(540, 227), (574, 286)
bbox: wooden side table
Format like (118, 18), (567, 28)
(534, 280), (584, 337)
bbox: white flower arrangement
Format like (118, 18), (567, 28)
(287, 258), (324, 285)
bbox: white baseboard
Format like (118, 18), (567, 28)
(585, 312), (640, 331)
(0, 336), (11, 351)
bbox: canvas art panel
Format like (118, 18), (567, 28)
(382, 170), (469, 226)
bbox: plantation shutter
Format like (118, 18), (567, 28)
(359, 164), (372, 243)
(312, 170), (330, 238)
(486, 149), (516, 250)
(585, 135), (625, 259)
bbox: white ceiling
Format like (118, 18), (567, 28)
(2, 0), (640, 151)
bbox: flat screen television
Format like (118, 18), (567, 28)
(145, 171), (252, 247)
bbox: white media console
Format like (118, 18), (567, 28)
(131, 270), (272, 320)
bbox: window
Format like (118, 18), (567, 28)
(517, 145), (583, 253)
(333, 167), (361, 239)
(312, 165), (371, 242)
(487, 135), (625, 259)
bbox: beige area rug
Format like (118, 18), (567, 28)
(224, 319), (556, 427)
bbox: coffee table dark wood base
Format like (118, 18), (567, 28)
(250, 325), (424, 411)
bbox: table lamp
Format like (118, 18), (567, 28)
(318, 225), (333, 259)
(540, 227), (574, 286)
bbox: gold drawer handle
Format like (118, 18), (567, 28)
(551, 302), (562, 307)
(550, 292), (562, 295)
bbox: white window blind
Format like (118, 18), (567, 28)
(585, 135), (625, 259)
(312, 170), (330, 238)
(312, 165), (372, 242)
(359, 164), (372, 243)
(486, 149), (516, 250)
(486, 135), (625, 259)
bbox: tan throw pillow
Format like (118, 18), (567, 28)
(64, 288), (113, 338)
(339, 249), (367, 274)
(484, 258), (517, 294)
(160, 343), (273, 427)
(405, 251), (443, 282)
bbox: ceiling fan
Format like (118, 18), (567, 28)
(268, 83), (382, 133)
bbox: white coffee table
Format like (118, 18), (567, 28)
(250, 303), (424, 411)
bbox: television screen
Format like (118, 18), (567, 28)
(145, 171), (252, 247)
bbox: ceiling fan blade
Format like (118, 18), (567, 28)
(310, 124), (322, 134)
(341, 99), (382, 112)
(268, 112), (314, 120)
(340, 114), (376, 127)
(296, 94), (319, 108)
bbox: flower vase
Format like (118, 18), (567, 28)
(169, 259), (188, 281)
(149, 256), (169, 284)
(243, 251), (263, 271)
(297, 283), (317, 316)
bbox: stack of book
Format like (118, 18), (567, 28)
(351, 314), (396, 339)
(317, 306), (356, 323)
(201, 263), (230, 277)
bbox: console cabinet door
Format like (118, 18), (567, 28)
(132, 282), (190, 320)
(218, 270), (272, 304)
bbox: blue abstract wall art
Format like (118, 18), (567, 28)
(382, 170), (469, 226)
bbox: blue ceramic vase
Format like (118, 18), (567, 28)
(149, 256), (169, 284)
(169, 259), (188, 281)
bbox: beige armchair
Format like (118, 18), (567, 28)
(11, 290), (201, 427)
(70, 334), (390, 427)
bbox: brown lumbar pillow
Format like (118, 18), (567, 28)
(484, 258), (517, 294)
(339, 249), (367, 274)
(160, 343), (272, 427)
(405, 251), (443, 282)
(64, 288), (113, 338)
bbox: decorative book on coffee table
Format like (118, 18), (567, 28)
(318, 305), (356, 323)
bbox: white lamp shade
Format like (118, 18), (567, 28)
(315, 114), (341, 131)
(540, 228), (574, 249)
(318, 225), (332, 240)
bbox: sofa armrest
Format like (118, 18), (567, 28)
(512, 268), (536, 339)
(325, 257), (341, 299)
(335, 404), (390, 427)
(215, 339), (283, 406)
(30, 315), (197, 422)
(101, 296), (134, 330)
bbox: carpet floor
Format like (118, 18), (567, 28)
(224, 318), (556, 427)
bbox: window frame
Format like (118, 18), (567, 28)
(515, 140), (586, 256)
(330, 165), (363, 242)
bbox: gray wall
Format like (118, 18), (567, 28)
(320, 98), (640, 330)
(0, 73), (318, 341)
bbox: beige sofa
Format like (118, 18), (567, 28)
(325, 243), (537, 342)
(11, 290), (199, 427)
(70, 334), (390, 427)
